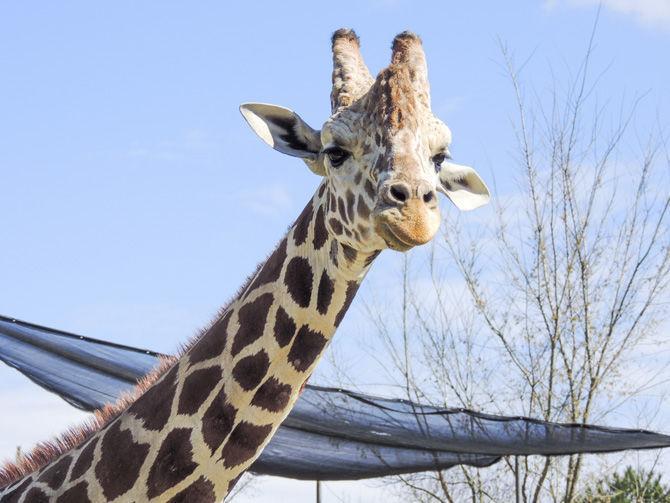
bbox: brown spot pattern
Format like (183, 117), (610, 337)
(56, 482), (91, 503)
(329, 239), (339, 267)
(328, 217), (343, 236)
(232, 350), (270, 391)
(178, 366), (222, 415)
(364, 250), (381, 267)
(220, 421), (273, 468)
(38, 455), (71, 489)
(335, 281), (359, 327)
(337, 197), (348, 224)
(342, 244), (358, 262)
(147, 428), (198, 499)
(364, 179), (376, 199)
(284, 257), (313, 308)
(247, 237), (287, 291)
(345, 190), (356, 222)
(189, 311), (231, 364)
(167, 476), (216, 503)
(202, 388), (237, 454)
(231, 293), (274, 356)
(273, 307), (296, 347)
(2, 478), (32, 503)
(288, 325), (328, 373)
(373, 154), (386, 174)
(312, 206), (328, 250)
(357, 196), (370, 219)
(95, 421), (150, 500)
(70, 437), (98, 481)
(251, 377), (292, 412)
(23, 488), (49, 503)
(129, 365), (178, 431)
(292, 200), (313, 246)
(316, 271), (335, 315)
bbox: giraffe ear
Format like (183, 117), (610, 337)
(240, 103), (325, 176)
(437, 161), (490, 211)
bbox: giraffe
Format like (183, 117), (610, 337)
(0, 29), (490, 502)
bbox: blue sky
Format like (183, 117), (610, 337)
(0, 1), (668, 501)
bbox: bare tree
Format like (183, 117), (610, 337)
(356, 28), (670, 503)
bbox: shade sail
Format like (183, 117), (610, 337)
(1, 314), (669, 481)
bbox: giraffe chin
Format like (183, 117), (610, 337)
(376, 222), (430, 252)
(374, 203), (441, 251)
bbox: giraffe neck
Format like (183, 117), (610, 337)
(1, 182), (379, 502)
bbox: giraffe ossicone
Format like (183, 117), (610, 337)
(0, 28), (489, 502)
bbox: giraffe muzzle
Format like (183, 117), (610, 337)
(374, 181), (441, 251)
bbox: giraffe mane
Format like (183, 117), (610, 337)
(0, 355), (177, 488)
(0, 247), (276, 489)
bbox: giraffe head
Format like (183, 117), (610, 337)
(241, 29), (489, 253)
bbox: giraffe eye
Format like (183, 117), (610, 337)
(432, 151), (451, 172)
(324, 147), (350, 168)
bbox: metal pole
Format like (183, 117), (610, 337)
(515, 456), (521, 503)
(316, 480), (322, 503)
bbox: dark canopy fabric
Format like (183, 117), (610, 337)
(1, 315), (669, 481)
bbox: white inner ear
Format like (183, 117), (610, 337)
(439, 161), (491, 211)
(240, 102), (325, 176)
(240, 107), (276, 147)
(240, 102), (320, 160)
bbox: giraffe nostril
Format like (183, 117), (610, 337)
(388, 183), (410, 204)
(417, 181), (437, 206)
(384, 181), (436, 207)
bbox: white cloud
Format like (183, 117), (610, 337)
(546, 0), (670, 30)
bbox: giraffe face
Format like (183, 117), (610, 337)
(240, 30), (490, 253)
(317, 89), (457, 252)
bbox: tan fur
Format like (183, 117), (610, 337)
(330, 29), (374, 111)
